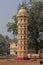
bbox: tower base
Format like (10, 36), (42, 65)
(16, 57), (30, 60)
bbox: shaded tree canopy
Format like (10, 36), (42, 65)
(0, 34), (10, 55)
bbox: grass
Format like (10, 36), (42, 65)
(0, 55), (16, 59)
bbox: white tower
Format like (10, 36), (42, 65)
(17, 5), (29, 60)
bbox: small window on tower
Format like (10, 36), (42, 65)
(24, 19), (26, 22)
(24, 41), (25, 44)
(24, 36), (25, 39)
(21, 30), (22, 33)
(24, 46), (25, 50)
(21, 41), (22, 44)
(21, 46), (22, 49)
(24, 30), (25, 34)
(21, 25), (22, 28)
(21, 36), (22, 39)
(21, 19), (22, 21)
(24, 26), (25, 28)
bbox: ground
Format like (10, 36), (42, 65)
(0, 59), (43, 65)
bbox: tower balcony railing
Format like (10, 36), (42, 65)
(18, 22), (27, 24)
(18, 27), (27, 29)
(17, 44), (27, 46)
(17, 23), (28, 26)
(17, 50), (27, 52)
(18, 38), (28, 40)
(18, 32), (27, 35)
(17, 40), (27, 42)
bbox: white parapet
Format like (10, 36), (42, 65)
(28, 54), (39, 58)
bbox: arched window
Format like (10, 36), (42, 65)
(24, 30), (25, 34)
(21, 19), (22, 21)
(21, 36), (22, 39)
(21, 46), (22, 50)
(24, 46), (25, 50)
(21, 30), (22, 34)
(21, 25), (22, 28)
(24, 26), (25, 28)
(24, 36), (25, 39)
(21, 41), (22, 44)
(24, 41), (25, 44)
(24, 19), (26, 22)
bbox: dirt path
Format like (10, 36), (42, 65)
(0, 59), (42, 65)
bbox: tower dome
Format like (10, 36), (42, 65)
(17, 5), (29, 17)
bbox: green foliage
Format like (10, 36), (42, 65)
(28, 2), (43, 53)
(0, 34), (10, 55)
(7, 22), (17, 35)
(28, 2), (40, 41)
(39, 40), (43, 49)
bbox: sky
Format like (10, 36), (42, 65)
(0, 0), (24, 39)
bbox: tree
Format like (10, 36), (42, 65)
(0, 34), (10, 55)
(5, 36), (10, 54)
(7, 1), (43, 53)
(39, 40), (43, 49)
(0, 34), (6, 54)
(28, 2), (43, 53)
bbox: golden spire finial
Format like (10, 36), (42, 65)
(20, 1), (26, 9)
